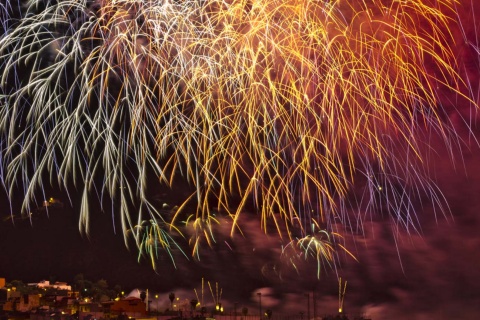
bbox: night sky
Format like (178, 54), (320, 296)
(2, 0), (480, 319)
(2, 128), (480, 319)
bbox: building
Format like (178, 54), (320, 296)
(2, 291), (41, 313)
(55, 296), (80, 315)
(107, 297), (147, 319)
(78, 301), (105, 320)
(15, 294), (40, 313)
(32, 281), (72, 292)
(0, 287), (7, 313)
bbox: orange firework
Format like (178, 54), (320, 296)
(0, 0), (478, 273)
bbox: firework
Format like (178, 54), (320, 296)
(0, 0), (478, 272)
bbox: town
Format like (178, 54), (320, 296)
(1, 277), (158, 320)
(0, 277), (230, 320)
(0, 277), (370, 320)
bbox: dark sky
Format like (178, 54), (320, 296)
(2, 1), (480, 319)
(2, 128), (480, 319)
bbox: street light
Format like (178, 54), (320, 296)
(257, 292), (262, 320)
(155, 295), (159, 314)
(216, 303), (223, 314)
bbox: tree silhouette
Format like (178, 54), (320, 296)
(190, 299), (198, 316)
(169, 292), (175, 310)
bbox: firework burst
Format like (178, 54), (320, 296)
(0, 0), (478, 273)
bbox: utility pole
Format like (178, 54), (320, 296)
(313, 289), (316, 320)
(257, 292), (262, 320)
(304, 293), (310, 320)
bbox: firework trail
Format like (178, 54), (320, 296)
(0, 0), (478, 272)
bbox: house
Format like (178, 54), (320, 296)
(33, 281), (72, 292)
(2, 291), (41, 313)
(16, 294), (41, 313)
(78, 301), (104, 320)
(0, 288), (8, 313)
(55, 296), (79, 315)
(107, 297), (147, 319)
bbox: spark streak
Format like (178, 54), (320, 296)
(0, 0), (478, 274)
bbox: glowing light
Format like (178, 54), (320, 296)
(0, 0), (477, 273)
